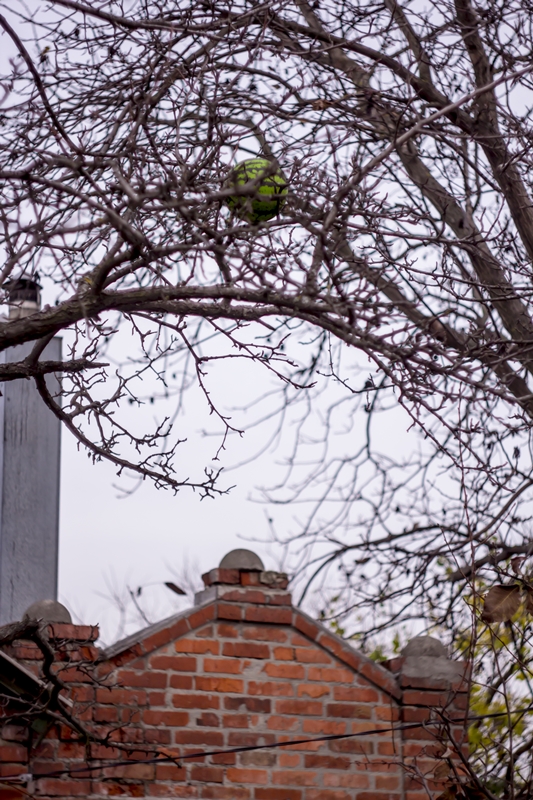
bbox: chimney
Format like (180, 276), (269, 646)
(4, 277), (42, 321)
(0, 278), (62, 624)
(194, 548), (291, 616)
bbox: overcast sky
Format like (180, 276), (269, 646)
(0, 3), (420, 648)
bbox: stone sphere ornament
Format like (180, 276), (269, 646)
(224, 158), (288, 223)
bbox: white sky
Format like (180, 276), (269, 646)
(0, 1), (445, 648)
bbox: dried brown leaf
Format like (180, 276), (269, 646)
(511, 557), (525, 574)
(462, 784), (487, 799)
(481, 585), (521, 623)
(524, 586), (533, 615)
(434, 761), (452, 780)
(164, 582), (186, 596)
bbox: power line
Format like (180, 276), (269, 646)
(2, 706), (533, 783)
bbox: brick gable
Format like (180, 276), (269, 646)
(0, 558), (469, 800)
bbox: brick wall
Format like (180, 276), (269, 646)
(0, 563), (469, 800)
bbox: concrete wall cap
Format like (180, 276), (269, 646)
(401, 635), (447, 658)
(219, 548), (265, 570)
(402, 654), (466, 682)
(23, 599), (72, 624)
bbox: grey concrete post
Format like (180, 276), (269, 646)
(0, 338), (62, 624)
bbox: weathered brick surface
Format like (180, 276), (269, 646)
(0, 572), (468, 799)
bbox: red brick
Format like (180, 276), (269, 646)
(218, 623), (239, 637)
(172, 693), (219, 709)
(143, 710), (189, 726)
(57, 741), (86, 758)
(306, 792), (352, 800)
(403, 689), (445, 705)
(333, 686), (378, 702)
(227, 768), (269, 784)
(89, 744), (120, 759)
(0, 725), (28, 743)
(323, 773), (371, 788)
(240, 572), (260, 586)
(48, 623), (98, 641)
(294, 647), (331, 663)
(202, 785), (250, 799)
(142, 617), (190, 653)
(196, 676), (244, 693)
(0, 745), (26, 761)
(204, 658), (242, 674)
(156, 763), (187, 780)
(0, 786), (26, 800)
(304, 754), (351, 769)
(376, 775), (402, 790)
(203, 567), (240, 586)
(191, 766), (225, 783)
(244, 627), (288, 642)
(225, 697), (271, 713)
(378, 741), (400, 755)
(376, 704), (400, 721)
(104, 762), (155, 780)
(278, 753), (299, 767)
(223, 714), (249, 728)
(223, 642), (270, 659)
(273, 647), (294, 660)
(144, 728), (171, 744)
(270, 593), (292, 605)
(357, 794), (402, 800)
(272, 770), (317, 786)
(221, 589), (268, 604)
(96, 688), (147, 705)
(256, 790), (302, 800)
(359, 660), (402, 698)
(292, 612), (318, 640)
(0, 764), (30, 778)
(196, 625), (214, 637)
(267, 715), (299, 731)
(175, 639), (219, 654)
(197, 712), (220, 726)
(302, 719), (347, 734)
(151, 655), (196, 671)
(245, 607), (292, 625)
(402, 707), (430, 722)
(175, 730), (224, 746)
(94, 706), (118, 722)
(327, 703), (373, 719)
(188, 605), (216, 629)
(241, 752), (276, 767)
(228, 733), (275, 747)
(117, 669), (168, 688)
(291, 634), (310, 646)
(249, 681), (293, 697)
(31, 743), (55, 758)
(276, 699), (323, 715)
(35, 779), (91, 796)
(307, 667), (353, 682)
(217, 603), (243, 621)
(329, 739), (374, 754)
(148, 690), (167, 705)
(297, 683), (330, 698)
(70, 685), (94, 702)
(263, 663), (304, 679)
(170, 674), (194, 689)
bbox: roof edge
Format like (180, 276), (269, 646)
(292, 608), (401, 700)
(100, 600), (401, 698)
(101, 602), (213, 664)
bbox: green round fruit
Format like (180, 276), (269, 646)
(224, 158), (287, 223)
